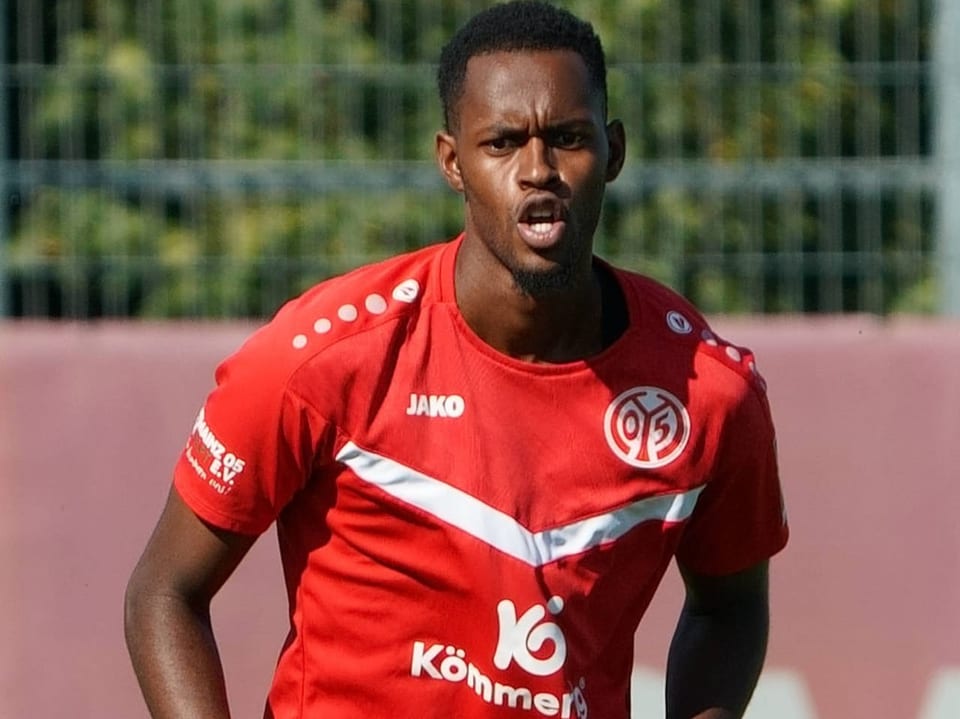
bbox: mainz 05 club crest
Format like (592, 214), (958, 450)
(603, 387), (690, 469)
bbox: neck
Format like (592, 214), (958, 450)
(454, 243), (606, 364)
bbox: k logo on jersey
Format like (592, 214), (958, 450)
(603, 387), (690, 469)
(493, 597), (566, 676)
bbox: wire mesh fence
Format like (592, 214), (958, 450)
(0, 0), (939, 318)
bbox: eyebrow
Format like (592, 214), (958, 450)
(479, 118), (596, 136)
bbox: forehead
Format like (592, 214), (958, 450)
(457, 50), (601, 127)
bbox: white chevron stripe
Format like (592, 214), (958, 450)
(335, 441), (704, 568)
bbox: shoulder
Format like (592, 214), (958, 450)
(215, 241), (450, 389)
(612, 265), (769, 396)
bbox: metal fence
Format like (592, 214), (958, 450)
(0, 0), (950, 318)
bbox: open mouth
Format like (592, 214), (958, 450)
(517, 200), (567, 250)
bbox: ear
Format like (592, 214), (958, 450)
(604, 119), (626, 183)
(436, 130), (464, 193)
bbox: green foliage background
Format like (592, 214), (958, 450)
(6, 0), (935, 317)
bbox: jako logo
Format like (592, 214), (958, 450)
(494, 597), (566, 676)
(604, 386), (690, 469)
(405, 393), (465, 418)
(409, 596), (587, 718)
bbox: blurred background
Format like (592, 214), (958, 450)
(1, 1), (958, 718)
(2, 0), (955, 319)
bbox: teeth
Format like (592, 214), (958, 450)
(531, 222), (553, 233)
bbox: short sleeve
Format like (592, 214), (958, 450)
(173, 327), (335, 536)
(676, 383), (788, 576)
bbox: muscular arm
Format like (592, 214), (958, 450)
(664, 560), (770, 719)
(124, 488), (258, 719)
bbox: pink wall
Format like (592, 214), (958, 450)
(1, 318), (958, 719)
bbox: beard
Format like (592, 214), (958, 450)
(511, 262), (575, 296)
(509, 230), (592, 297)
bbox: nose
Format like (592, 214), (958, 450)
(518, 137), (559, 189)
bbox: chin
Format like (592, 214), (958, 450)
(510, 262), (575, 296)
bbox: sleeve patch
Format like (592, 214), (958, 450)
(183, 407), (248, 496)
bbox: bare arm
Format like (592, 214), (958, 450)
(124, 488), (258, 719)
(665, 560), (770, 719)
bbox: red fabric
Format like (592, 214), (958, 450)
(173, 235), (787, 718)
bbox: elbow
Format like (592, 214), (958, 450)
(123, 566), (150, 650)
(123, 560), (171, 651)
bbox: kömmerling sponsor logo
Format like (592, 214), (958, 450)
(409, 597), (587, 718)
(410, 642), (585, 718)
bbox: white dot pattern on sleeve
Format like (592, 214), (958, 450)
(290, 278), (421, 349)
(365, 293), (387, 314)
(337, 304), (358, 322)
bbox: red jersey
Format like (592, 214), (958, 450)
(174, 235), (788, 719)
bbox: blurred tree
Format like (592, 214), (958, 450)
(6, 0), (934, 317)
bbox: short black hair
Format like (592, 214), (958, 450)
(437, 1), (608, 131)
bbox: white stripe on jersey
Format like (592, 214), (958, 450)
(335, 441), (705, 568)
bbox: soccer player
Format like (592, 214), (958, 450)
(124, 2), (788, 718)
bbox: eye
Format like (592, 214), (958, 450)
(485, 136), (519, 154)
(552, 130), (585, 149)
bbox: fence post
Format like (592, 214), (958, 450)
(935, 0), (960, 316)
(0, 0), (9, 317)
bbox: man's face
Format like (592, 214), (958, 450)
(437, 50), (624, 296)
